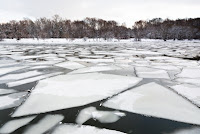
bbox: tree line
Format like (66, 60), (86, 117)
(0, 15), (199, 41)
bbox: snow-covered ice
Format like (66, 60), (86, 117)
(0, 116), (36, 134)
(23, 114), (64, 134)
(12, 73), (142, 117)
(52, 124), (126, 134)
(103, 82), (200, 125)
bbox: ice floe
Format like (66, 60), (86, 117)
(103, 82), (200, 125)
(69, 65), (121, 74)
(52, 124), (126, 134)
(176, 68), (200, 78)
(171, 84), (200, 107)
(55, 61), (85, 70)
(12, 73), (142, 117)
(7, 72), (63, 87)
(175, 78), (200, 86)
(0, 92), (27, 110)
(0, 66), (28, 76)
(0, 116), (36, 134)
(67, 58), (115, 63)
(0, 71), (43, 84)
(135, 67), (170, 79)
(23, 114), (64, 134)
(76, 107), (125, 125)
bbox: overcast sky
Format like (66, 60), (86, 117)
(0, 0), (199, 27)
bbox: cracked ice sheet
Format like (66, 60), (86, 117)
(7, 72), (63, 87)
(76, 107), (125, 125)
(12, 73), (142, 117)
(171, 84), (200, 107)
(0, 70), (43, 83)
(23, 114), (64, 134)
(135, 66), (170, 79)
(103, 82), (200, 125)
(68, 65), (122, 74)
(0, 116), (36, 134)
(0, 92), (27, 110)
(52, 124), (125, 134)
(0, 66), (28, 76)
(55, 61), (85, 70)
(176, 68), (200, 78)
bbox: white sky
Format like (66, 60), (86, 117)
(0, 0), (199, 27)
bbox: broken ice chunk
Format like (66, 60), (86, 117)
(23, 114), (64, 134)
(0, 92), (27, 110)
(0, 71), (43, 84)
(76, 107), (96, 125)
(176, 68), (200, 78)
(0, 116), (36, 134)
(55, 61), (85, 70)
(0, 66), (27, 76)
(69, 65), (121, 74)
(171, 84), (200, 107)
(175, 78), (200, 86)
(92, 110), (125, 123)
(12, 73), (142, 117)
(67, 57), (115, 63)
(103, 82), (200, 125)
(135, 66), (170, 79)
(76, 107), (125, 125)
(7, 72), (63, 87)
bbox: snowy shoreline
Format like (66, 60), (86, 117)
(0, 38), (200, 45)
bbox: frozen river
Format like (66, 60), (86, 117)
(0, 39), (200, 134)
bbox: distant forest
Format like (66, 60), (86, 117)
(0, 15), (200, 41)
